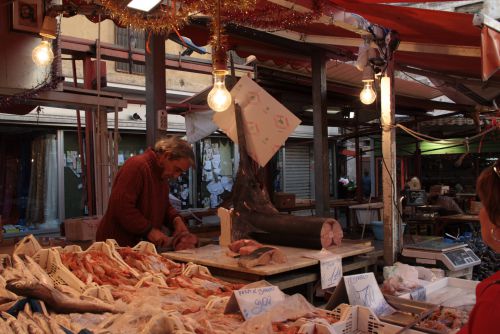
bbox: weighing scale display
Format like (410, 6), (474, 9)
(402, 238), (481, 271)
(446, 249), (466, 266)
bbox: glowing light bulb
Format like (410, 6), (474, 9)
(32, 40), (54, 67)
(359, 80), (376, 105)
(207, 72), (232, 112)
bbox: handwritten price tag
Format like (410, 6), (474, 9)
(320, 256), (342, 289)
(344, 273), (395, 317)
(234, 286), (285, 320)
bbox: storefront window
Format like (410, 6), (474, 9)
(0, 127), (59, 236)
(64, 131), (147, 218)
(197, 137), (234, 208)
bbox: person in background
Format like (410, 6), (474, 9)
(96, 136), (198, 250)
(457, 159), (500, 333)
(427, 186), (463, 216)
(362, 170), (371, 199)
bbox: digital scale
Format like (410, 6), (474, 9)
(401, 239), (480, 275)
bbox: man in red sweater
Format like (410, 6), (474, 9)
(96, 136), (198, 250)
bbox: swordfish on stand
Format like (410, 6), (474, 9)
(223, 104), (343, 251)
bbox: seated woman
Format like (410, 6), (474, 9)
(457, 160), (500, 333)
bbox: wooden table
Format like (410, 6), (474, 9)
(278, 199), (359, 224)
(406, 214), (480, 236)
(435, 214), (480, 235)
(163, 240), (375, 301)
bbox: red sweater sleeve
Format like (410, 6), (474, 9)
(456, 274), (500, 334)
(108, 160), (152, 236)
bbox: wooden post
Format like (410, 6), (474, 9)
(381, 60), (398, 265)
(332, 141), (338, 199)
(82, 57), (95, 215)
(145, 31), (166, 148)
(312, 49), (329, 217)
(355, 126), (363, 202)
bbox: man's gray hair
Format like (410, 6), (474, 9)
(154, 136), (195, 165)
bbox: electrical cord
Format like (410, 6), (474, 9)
(374, 88), (405, 251)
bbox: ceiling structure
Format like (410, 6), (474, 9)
(51, 0), (499, 137)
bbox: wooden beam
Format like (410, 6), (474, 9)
(312, 49), (330, 217)
(396, 64), (500, 87)
(60, 36), (253, 76)
(255, 66), (476, 113)
(0, 87), (127, 110)
(381, 62), (398, 265)
(145, 32), (167, 147)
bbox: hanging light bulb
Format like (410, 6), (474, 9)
(32, 40), (54, 67)
(207, 70), (232, 112)
(207, 0), (232, 112)
(360, 81), (376, 105)
(359, 66), (376, 105)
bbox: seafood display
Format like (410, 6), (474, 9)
(0, 236), (351, 334)
(419, 308), (468, 333)
(227, 239), (287, 268)
(60, 250), (138, 287)
(0, 235), (474, 334)
(116, 246), (183, 279)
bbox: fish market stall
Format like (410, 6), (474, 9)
(0, 235), (477, 334)
(163, 240), (374, 300)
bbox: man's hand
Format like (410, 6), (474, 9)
(147, 228), (171, 248)
(172, 231), (198, 251)
(172, 216), (189, 236)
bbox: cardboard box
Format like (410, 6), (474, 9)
(64, 216), (101, 241)
(273, 192), (296, 209)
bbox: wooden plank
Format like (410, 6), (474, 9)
(63, 86), (123, 98)
(162, 241), (374, 276)
(267, 272), (319, 290)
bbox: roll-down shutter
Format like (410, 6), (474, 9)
(283, 144), (313, 199)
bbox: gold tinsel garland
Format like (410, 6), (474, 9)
(97, 0), (322, 35)
(98, 0), (194, 33)
(97, 0), (323, 65)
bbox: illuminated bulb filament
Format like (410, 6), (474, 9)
(207, 72), (232, 112)
(359, 81), (376, 105)
(32, 40), (54, 67)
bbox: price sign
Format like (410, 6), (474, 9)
(320, 255), (342, 289)
(344, 273), (395, 317)
(233, 286), (285, 320)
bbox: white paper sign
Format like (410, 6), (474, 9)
(320, 256), (342, 289)
(234, 286), (285, 320)
(303, 250), (343, 289)
(343, 273), (395, 316)
(212, 76), (301, 167)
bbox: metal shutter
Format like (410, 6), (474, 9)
(283, 144), (313, 199)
